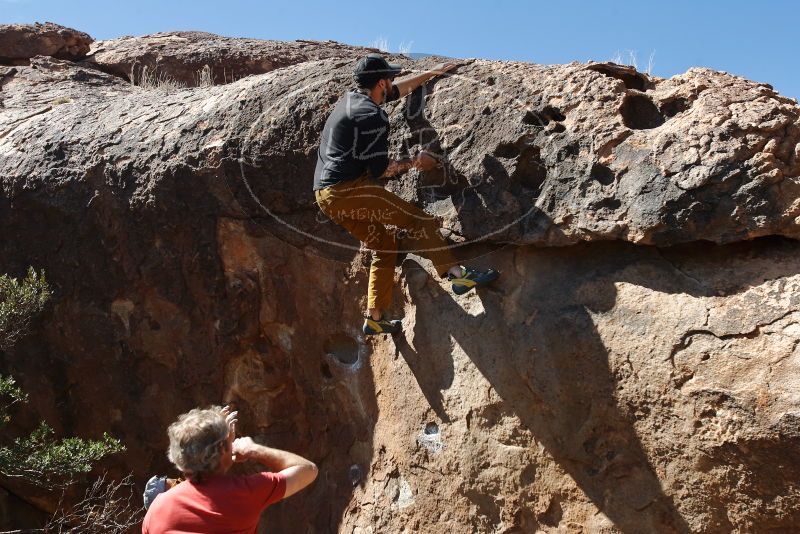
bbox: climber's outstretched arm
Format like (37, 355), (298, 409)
(393, 62), (460, 98)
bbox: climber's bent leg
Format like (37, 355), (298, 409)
(316, 179), (402, 334)
(345, 184), (460, 277)
(316, 178), (499, 308)
(378, 192), (500, 293)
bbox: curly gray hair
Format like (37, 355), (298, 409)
(167, 406), (229, 482)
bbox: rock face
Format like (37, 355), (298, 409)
(0, 22), (93, 65)
(1, 30), (800, 533)
(80, 31), (380, 86)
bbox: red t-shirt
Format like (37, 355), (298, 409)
(142, 471), (286, 534)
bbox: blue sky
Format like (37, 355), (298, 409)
(4, 0), (799, 98)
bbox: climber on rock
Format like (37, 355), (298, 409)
(314, 54), (499, 336)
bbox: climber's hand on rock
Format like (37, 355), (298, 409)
(413, 150), (441, 172)
(381, 158), (414, 178)
(430, 62), (459, 76)
(232, 436), (256, 462)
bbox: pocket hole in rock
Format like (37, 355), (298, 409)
(590, 163), (616, 185)
(424, 422), (439, 435)
(620, 92), (664, 130)
(522, 110), (543, 126)
(595, 198), (622, 210)
(522, 105), (565, 127)
(661, 96), (691, 118)
(349, 464), (362, 486)
(324, 333), (359, 365)
(542, 105), (566, 122)
(494, 142), (521, 159)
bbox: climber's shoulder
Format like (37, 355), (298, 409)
(337, 90), (387, 125)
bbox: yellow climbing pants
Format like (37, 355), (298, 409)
(315, 176), (458, 311)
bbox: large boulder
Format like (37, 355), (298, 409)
(80, 31), (381, 86)
(3, 50), (799, 247)
(2, 32), (800, 533)
(0, 22), (93, 65)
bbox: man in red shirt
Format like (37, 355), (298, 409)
(143, 406), (318, 533)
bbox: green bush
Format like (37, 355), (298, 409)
(0, 268), (51, 351)
(0, 417), (124, 488)
(0, 269), (124, 488)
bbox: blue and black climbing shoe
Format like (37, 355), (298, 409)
(363, 316), (403, 336)
(449, 266), (500, 295)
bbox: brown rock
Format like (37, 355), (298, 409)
(0, 22), (93, 64)
(80, 31), (382, 87)
(4, 47), (799, 247)
(2, 32), (800, 533)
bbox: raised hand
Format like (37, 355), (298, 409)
(413, 150), (442, 172)
(430, 62), (460, 76)
(220, 405), (238, 436)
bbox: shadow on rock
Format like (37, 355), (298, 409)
(396, 242), (703, 533)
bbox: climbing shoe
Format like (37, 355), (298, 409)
(363, 316), (403, 336)
(449, 266), (500, 295)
